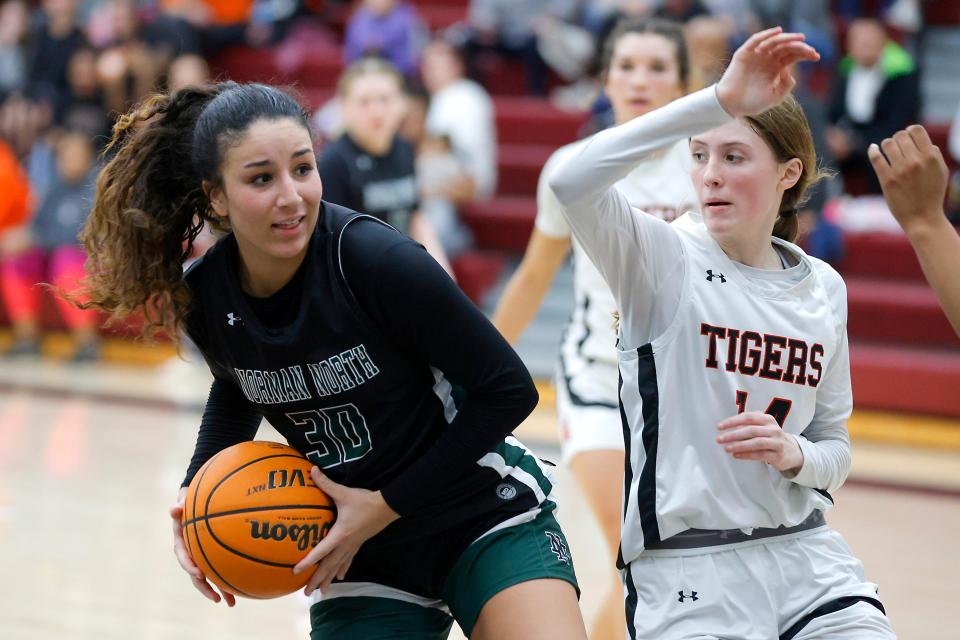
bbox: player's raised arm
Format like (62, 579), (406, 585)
(545, 27), (818, 320)
(869, 125), (960, 337)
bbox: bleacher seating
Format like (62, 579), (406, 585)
(3, 0), (959, 417)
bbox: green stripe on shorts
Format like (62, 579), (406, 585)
(493, 439), (554, 498)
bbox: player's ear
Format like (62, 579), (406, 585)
(779, 158), (802, 192)
(204, 180), (228, 219)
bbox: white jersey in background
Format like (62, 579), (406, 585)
(536, 139), (698, 373)
(548, 87), (854, 566)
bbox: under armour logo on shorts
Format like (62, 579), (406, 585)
(226, 312), (243, 327)
(678, 590), (699, 603)
(545, 531), (571, 565)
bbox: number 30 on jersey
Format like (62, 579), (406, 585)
(286, 404), (373, 468)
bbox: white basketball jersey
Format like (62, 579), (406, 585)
(617, 222), (848, 565)
(536, 139), (697, 371)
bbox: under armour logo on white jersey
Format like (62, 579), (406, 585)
(705, 270), (726, 283)
(226, 312), (243, 327)
(545, 531), (571, 564)
(678, 590), (699, 603)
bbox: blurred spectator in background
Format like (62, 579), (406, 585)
(167, 53), (211, 92)
(655, 0), (709, 22)
(0, 124), (101, 360)
(747, 0), (836, 62)
(62, 46), (111, 144)
(344, 0), (425, 78)
(88, 0), (170, 116)
(0, 0), (84, 157)
(25, 0), (88, 113)
(0, 137), (30, 236)
(160, 0), (293, 55)
(319, 56), (453, 275)
(464, 0), (576, 96)
(417, 132), (475, 257)
(0, 0), (29, 98)
(399, 82), (428, 147)
(836, 0), (921, 33)
(421, 39), (497, 208)
(827, 16), (919, 195)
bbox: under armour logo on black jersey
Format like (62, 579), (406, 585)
(678, 591), (699, 603)
(226, 312), (243, 327)
(545, 531), (571, 564)
(705, 270), (726, 283)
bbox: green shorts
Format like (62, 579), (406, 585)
(309, 509), (579, 638)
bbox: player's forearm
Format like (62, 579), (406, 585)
(548, 86), (730, 208)
(904, 217), (960, 337)
(787, 433), (851, 493)
(492, 264), (555, 344)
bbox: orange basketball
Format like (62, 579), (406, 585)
(181, 441), (336, 599)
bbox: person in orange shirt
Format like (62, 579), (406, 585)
(0, 139), (29, 234)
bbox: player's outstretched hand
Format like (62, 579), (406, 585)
(294, 466), (400, 596)
(868, 125), (951, 236)
(170, 488), (236, 606)
(716, 412), (804, 473)
(716, 27), (820, 119)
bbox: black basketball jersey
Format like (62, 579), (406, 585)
(183, 202), (553, 546)
(318, 134), (419, 235)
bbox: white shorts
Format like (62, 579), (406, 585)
(622, 527), (895, 640)
(555, 354), (623, 464)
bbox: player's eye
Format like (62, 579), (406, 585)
(296, 163), (313, 176)
(252, 173), (272, 185)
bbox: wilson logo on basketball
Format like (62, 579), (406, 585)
(246, 468), (312, 496)
(249, 520), (332, 551)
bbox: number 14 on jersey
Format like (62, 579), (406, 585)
(734, 390), (792, 427)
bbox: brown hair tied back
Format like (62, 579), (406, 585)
(742, 95), (832, 243)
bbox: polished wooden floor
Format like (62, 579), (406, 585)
(0, 359), (956, 639)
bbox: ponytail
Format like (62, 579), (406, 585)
(78, 85), (224, 339)
(743, 95), (833, 245)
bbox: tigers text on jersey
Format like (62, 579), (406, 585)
(183, 202), (554, 547)
(547, 87), (854, 566)
(616, 222), (847, 564)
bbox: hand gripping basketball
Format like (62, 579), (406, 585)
(293, 466), (400, 596)
(170, 488), (237, 607)
(179, 441), (337, 599)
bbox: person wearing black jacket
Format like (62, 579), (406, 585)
(76, 82), (586, 640)
(826, 17), (919, 194)
(320, 57), (453, 277)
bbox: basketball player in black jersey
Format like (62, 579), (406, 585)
(319, 56), (453, 276)
(76, 82), (586, 639)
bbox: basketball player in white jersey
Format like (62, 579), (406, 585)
(492, 18), (697, 640)
(549, 28), (896, 639)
